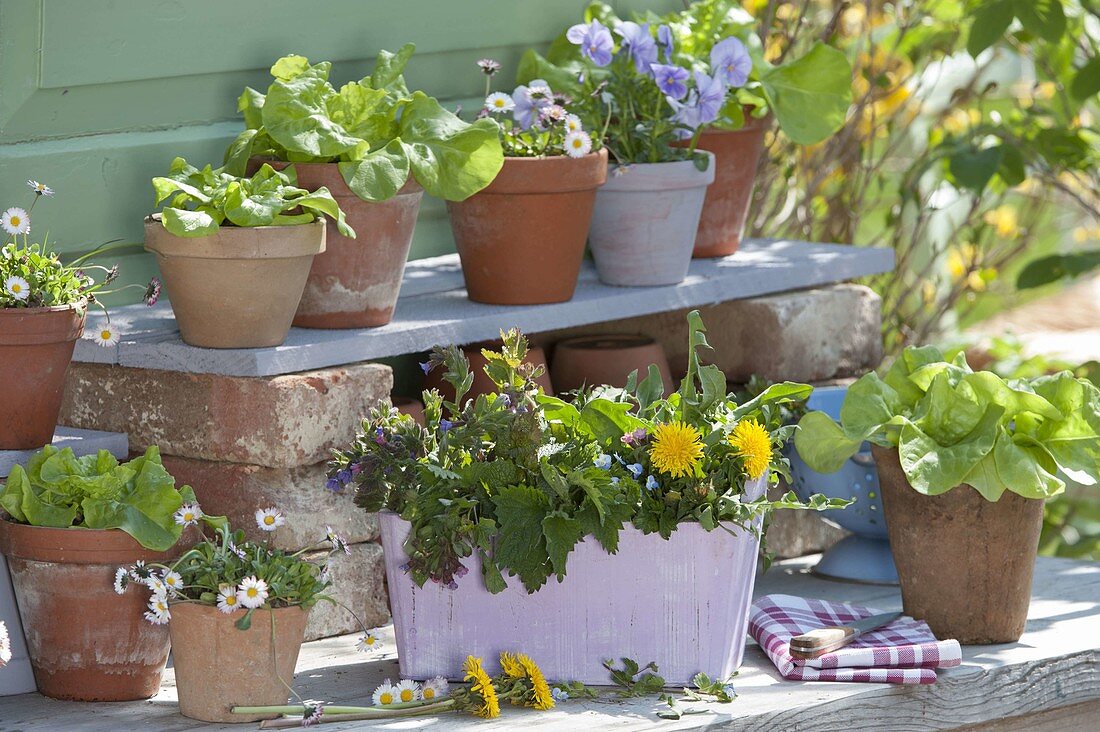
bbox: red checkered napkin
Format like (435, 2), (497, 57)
(748, 594), (962, 684)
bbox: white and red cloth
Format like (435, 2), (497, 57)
(748, 594), (962, 684)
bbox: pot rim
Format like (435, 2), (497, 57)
(0, 517), (185, 563)
(143, 216), (326, 261)
(459, 147), (609, 196)
(603, 150), (717, 191)
(554, 333), (657, 351)
(168, 600), (309, 619)
(0, 298), (88, 316)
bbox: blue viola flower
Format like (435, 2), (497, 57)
(645, 475), (660, 491)
(657, 24), (675, 61)
(615, 21), (658, 74)
(627, 463), (644, 479)
(710, 37), (752, 88)
(567, 19), (614, 66)
(651, 64), (690, 100)
(594, 453), (613, 470)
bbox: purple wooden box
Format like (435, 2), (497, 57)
(379, 475), (766, 685)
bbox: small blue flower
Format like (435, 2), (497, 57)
(439, 419), (455, 433)
(419, 361), (432, 375)
(337, 469), (352, 485)
(498, 393), (511, 408)
(722, 683), (737, 697)
(651, 64), (690, 100)
(551, 687), (570, 702)
(627, 463), (644, 479)
(645, 475), (660, 490)
(594, 453), (612, 470)
(657, 24), (675, 61)
(610, 477), (620, 486)
(325, 476), (342, 492)
(710, 36), (752, 88)
(567, 19), (614, 66)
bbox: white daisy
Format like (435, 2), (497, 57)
(372, 680), (399, 706)
(90, 323), (120, 348)
(173, 503), (202, 526)
(0, 620), (11, 666)
(254, 507), (285, 532)
(129, 560), (149, 581)
(145, 596), (171, 625)
(216, 585), (241, 613)
(27, 180), (54, 197)
(145, 575), (167, 597)
(161, 570), (184, 595)
(395, 679), (421, 703)
(485, 92), (515, 113)
(113, 567), (130, 595)
(4, 276), (30, 301)
(421, 676), (449, 701)
(355, 631), (384, 653)
(236, 576), (269, 609)
(564, 130), (593, 158)
(565, 113), (583, 133)
(1, 207), (30, 236)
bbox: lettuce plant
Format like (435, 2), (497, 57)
(152, 157), (353, 239)
(0, 445), (214, 551)
(225, 47), (504, 203)
(795, 346), (1100, 501)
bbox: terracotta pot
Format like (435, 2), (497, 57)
(424, 343), (553, 401)
(588, 153), (716, 287)
(0, 304), (85, 449)
(551, 334), (672, 395)
(253, 159), (423, 329)
(392, 396), (425, 425)
(0, 521), (175, 700)
(169, 603), (308, 723)
(447, 150), (608, 305)
(873, 446), (1044, 644)
(688, 116), (771, 258)
(145, 219), (324, 349)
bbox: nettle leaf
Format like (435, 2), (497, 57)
(542, 512), (586, 581)
(492, 485), (552, 592)
(759, 42), (852, 145)
(575, 497), (632, 554)
(579, 399), (645, 443)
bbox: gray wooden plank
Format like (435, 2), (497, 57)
(0, 428), (129, 478)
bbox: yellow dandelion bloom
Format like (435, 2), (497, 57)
(649, 421), (704, 478)
(517, 654), (554, 711)
(728, 419), (772, 480)
(983, 206), (1018, 238)
(499, 652), (524, 679)
(463, 656), (500, 719)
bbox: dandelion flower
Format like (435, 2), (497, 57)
(499, 651), (525, 678)
(254, 507), (285, 532)
(395, 679), (421, 703)
(174, 503), (202, 526)
(145, 596), (171, 625)
(236, 576), (269, 609)
(564, 130), (592, 158)
(113, 567), (130, 595)
(372, 680), (399, 706)
(216, 585), (240, 613)
(27, 180), (54, 197)
(564, 113), (583, 133)
(161, 570), (184, 595)
(463, 656), (500, 718)
(91, 323), (120, 348)
(649, 421), (704, 478)
(355, 631), (384, 653)
(728, 418), (772, 480)
(422, 676), (449, 701)
(4, 276), (30, 301)
(1, 207), (30, 236)
(518, 654), (554, 710)
(485, 92), (515, 113)
(0, 620), (10, 667)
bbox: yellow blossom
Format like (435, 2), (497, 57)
(462, 656), (500, 719)
(518, 654), (554, 711)
(728, 419), (772, 480)
(649, 421), (704, 478)
(499, 652), (524, 679)
(983, 206), (1019, 238)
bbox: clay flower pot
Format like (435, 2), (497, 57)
(424, 343), (553, 401)
(447, 150), (608, 305)
(0, 521), (175, 701)
(588, 153), (716, 287)
(145, 218), (325, 349)
(253, 159), (424, 329)
(688, 115), (772, 258)
(0, 304), (85, 449)
(169, 603), (309, 723)
(873, 446), (1044, 644)
(392, 396), (426, 425)
(551, 334), (672, 395)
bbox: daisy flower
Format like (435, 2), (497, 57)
(485, 92), (515, 113)
(421, 676), (449, 701)
(90, 323), (120, 348)
(564, 113), (583, 133)
(236, 576), (269, 609)
(161, 570), (184, 596)
(355, 631), (384, 653)
(216, 585), (241, 613)
(1, 207), (30, 236)
(302, 700), (325, 726)
(145, 596), (171, 625)
(129, 559), (150, 581)
(27, 180), (54, 197)
(564, 130), (592, 158)
(649, 421), (704, 478)
(113, 567), (130, 595)
(4, 276), (30, 301)
(254, 507), (285, 532)
(0, 620), (11, 667)
(395, 679), (422, 703)
(145, 575), (168, 597)
(728, 418), (772, 480)
(143, 276), (161, 306)
(372, 680), (399, 706)
(173, 503), (202, 526)
(477, 58), (502, 76)
(326, 526), (351, 556)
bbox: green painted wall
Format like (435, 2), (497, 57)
(0, 0), (679, 304)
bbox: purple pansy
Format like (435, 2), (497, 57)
(668, 71), (727, 134)
(657, 24), (675, 61)
(512, 80), (553, 129)
(567, 19), (614, 67)
(710, 37), (752, 88)
(615, 21), (658, 74)
(651, 64), (690, 100)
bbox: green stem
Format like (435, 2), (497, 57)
(233, 699), (456, 715)
(67, 240), (138, 266)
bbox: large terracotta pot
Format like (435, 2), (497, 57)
(873, 446), (1044, 644)
(423, 343), (553, 401)
(588, 153), (716, 287)
(551, 334), (672, 395)
(447, 150), (608, 305)
(689, 116), (771, 258)
(253, 159), (423, 329)
(0, 521), (174, 701)
(0, 304), (85, 449)
(145, 219), (325, 349)
(169, 603), (309, 723)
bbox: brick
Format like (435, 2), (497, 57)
(764, 479), (848, 560)
(60, 361), (392, 468)
(305, 542), (390, 641)
(534, 284), (883, 384)
(158, 456), (378, 550)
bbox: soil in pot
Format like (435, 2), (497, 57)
(551, 334), (672, 395)
(873, 446), (1044, 643)
(0, 304), (85, 449)
(145, 218), (324, 349)
(447, 150), (608, 305)
(0, 521), (177, 701)
(170, 603), (309, 723)
(252, 159), (423, 329)
(423, 343), (553, 401)
(588, 152), (716, 287)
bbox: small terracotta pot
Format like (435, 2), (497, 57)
(392, 396), (426, 425)
(0, 521), (175, 701)
(169, 603), (309, 723)
(145, 219), (325, 349)
(551, 334), (672, 395)
(424, 343), (553, 401)
(253, 159), (424, 329)
(873, 446), (1044, 644)
(447, 150), (608, 305)
(588, 153), (716, 287)
(0, 304), (85, 449)
(688, 115), (771, 258)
